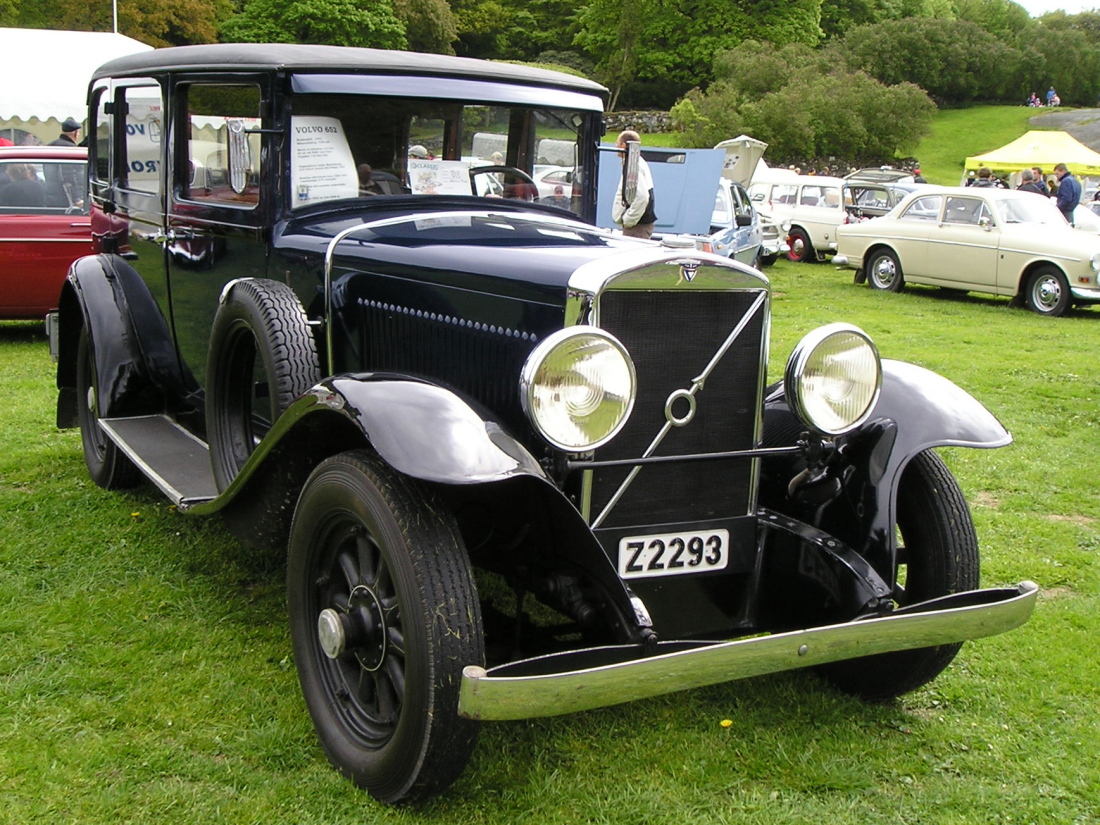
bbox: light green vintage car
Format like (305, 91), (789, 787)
(834, 185), (1100, 317)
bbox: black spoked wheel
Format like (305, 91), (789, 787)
(1024, 266), (1071, 316)
(866, 248), (905, 292)
(786, 227), (814, 262)
(818, 450), (979, 701)
(76, 329), (141, 490)
(288, 450), (484, 803)
(206, 279), (319, 491)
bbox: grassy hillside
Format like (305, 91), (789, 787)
(911, 106), (1048, 185)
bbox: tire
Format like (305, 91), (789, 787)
(1024, 266), (1071, 316)
(866, 248), (905, 293)
(786, 227), (814, 263)
(206, 279), (320, 491)
(818, 450), (980, 701)
(288, 450), (484, 803)
(759, 253), (778, 267)
(76, 329), (141, 490)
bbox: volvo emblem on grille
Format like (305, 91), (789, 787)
(680, 262), (701, 282)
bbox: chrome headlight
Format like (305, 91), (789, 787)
(785, 323), (881, 436)
(1090, 252), (1100, 272)
(521, 326), (637, 452)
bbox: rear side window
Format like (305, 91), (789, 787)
(0, 159), (87, 213)
(182, 84), (263, 208)
(119, 85), (164, 197)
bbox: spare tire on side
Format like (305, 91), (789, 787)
(206, 278), (321, 492)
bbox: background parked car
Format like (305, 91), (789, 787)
(0, 145), (92, 320)
(750, 173), (918, 263)
(835, 185), (1100, 316)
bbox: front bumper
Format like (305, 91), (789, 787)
(458, 581), (1037, 720)
(1070, 284), (1100, 303)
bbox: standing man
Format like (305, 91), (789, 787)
(1032, 167), (1049, 196)
(48, 117), (84, 208)
(612, 129), (657, 239)
(1017, 169), (1045, 194)
(1054, 163), (1081, 224)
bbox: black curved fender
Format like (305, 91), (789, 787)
(763, 359), (1010, 576)
(56, 254), (189, 427)
(210, 374), (647, 642)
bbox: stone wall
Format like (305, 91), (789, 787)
(604, 111), (675, 135)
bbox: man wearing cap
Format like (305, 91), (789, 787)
(408, 144), (430, 160)
(48, 117), (85, 207)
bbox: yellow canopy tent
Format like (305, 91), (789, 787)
(964, 130), (1100, 181)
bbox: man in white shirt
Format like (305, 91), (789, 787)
(612, 130), (657, 238)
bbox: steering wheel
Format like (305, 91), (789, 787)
(469, 165), (538, 200)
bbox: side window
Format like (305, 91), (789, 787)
(944, 197), (984, 225)
(899, 195), (942, 221)
(772, 184), (797, 205)
(119, 85), (164, 196)
(90, 86), (111, 197)
(183, 84), (262, 207)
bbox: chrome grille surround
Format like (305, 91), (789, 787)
(565, 250), (771, 531)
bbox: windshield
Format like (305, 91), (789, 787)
(995, 195), (1066, 225)
(289, 93), (588, 215)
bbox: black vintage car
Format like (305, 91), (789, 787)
(51, 44), (1036, 804)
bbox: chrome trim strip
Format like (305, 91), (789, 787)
(1070, 285), (1100, 301)
(457, 581), (1038, 721)
(591, 291), (767, 529)
(0, 237), (91, 243)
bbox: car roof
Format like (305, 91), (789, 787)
(844, 167), (914, 183)
(92, 44), (608, 99)
(0, 145), (87, 160)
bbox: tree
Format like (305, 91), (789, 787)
(392, 0), (456, 53)
(575, 0), (824, 109)
(219, 0), (406, 49)
(6, 0), (234, 46)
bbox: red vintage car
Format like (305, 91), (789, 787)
(0, 145), (92, 320)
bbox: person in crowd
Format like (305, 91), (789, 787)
(965, 170), (977, 186)
(1054, 162), (1081, 223)
(611, 129), (657, 239)
(541, 184), (571, 209)
(1017, 168), (1045, 194)
(913, 167), (927, 183)
(47, 117), (85, 207)
(408, 144), (430, 160)
(1046, 87), (1057, 106)
(1032, 167), (1049, 196)
(972, 167), (997, 187)
(0, 162), (46, 207)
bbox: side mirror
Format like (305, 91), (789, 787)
(735, 212), (752, 227)
(979, 215), (992, 230)
(621, 141), (640, 207)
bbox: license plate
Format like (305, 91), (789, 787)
(617, 528), (730, 579)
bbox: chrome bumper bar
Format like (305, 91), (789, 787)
(458, 581), (1037, 721)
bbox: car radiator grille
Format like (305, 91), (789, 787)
(589, 289), (767, 530)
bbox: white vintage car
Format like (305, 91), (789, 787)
(834, 186), (1100, 316)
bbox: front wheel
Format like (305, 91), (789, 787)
(759, 252), (778, 267)
(866, 248), (904, 292)
(288, 451), (484, 803)
(1025, 266), (1071, 316)
(818, 450), (979, 700)
(786, 227), (814, 263)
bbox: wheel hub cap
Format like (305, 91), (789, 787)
(317, 585), (387, 670)
(1036, 279), (1060, 309)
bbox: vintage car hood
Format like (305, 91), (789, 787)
(276, 200), (657, 299)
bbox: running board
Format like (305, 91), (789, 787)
(99, 415), (219, 507)
(458, 581), (1038, 721)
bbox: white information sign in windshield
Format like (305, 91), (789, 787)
(291, 116), (358, 206)
(408, 160), (474, 196)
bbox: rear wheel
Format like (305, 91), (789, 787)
(76, 329), (141, 490)
(1024, 266), (1071, 316)
(866, 248), (905, 292)
(288, 451), (484, 803)
(818, 450), (979, 700)
(786, 227), (814, 263)
(206, 279), (320, 491)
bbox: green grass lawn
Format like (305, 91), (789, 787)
(2, 256), (1099, 823)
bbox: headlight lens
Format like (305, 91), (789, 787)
(521, 326), (636, 452)
(785, 323), (881, 436)
(1090, 252), (1100, 272)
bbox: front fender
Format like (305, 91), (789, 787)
(762, 359), (1009, 575)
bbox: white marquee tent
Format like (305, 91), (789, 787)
(0, 28), (152, 145)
